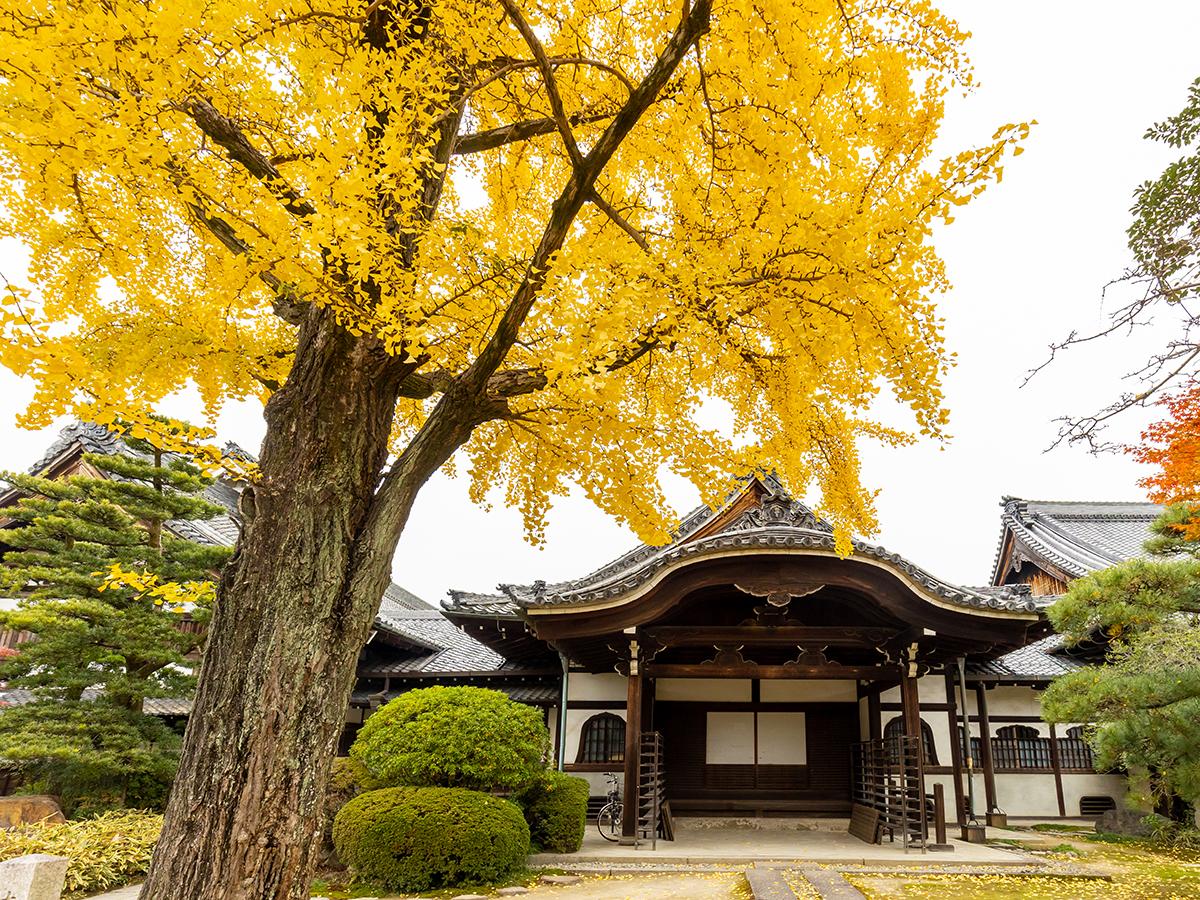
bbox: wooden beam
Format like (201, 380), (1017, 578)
(881, 702), (952, 712)
(620, 666), (643, 843)
(944, 672), (966, 825)
(645, 663), (903, 679)
(900, 672), (921, 745)
(1049, 722), (1066, 817)
(975, 684), (999, 814)
(644, 625), (897, 647)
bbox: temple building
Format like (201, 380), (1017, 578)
(430, 477), (1152, 837)
(1, 424), (1162, 838)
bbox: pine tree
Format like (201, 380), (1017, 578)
(1041, 508), (1200, 814)
(0, 429), (231, 811)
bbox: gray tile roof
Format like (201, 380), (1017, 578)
(0, 687), (192, 715)
(350, 682), (559, 706)
(11, 422), (443, 659)
(991, 497), (1163, 583)
(969, 634), (1085, 680)
(368, 591), (525, 674)
(12, 421), (245, 549)
(447, 476), (1040, 618)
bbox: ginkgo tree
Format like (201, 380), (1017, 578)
(0, 1), (1022, 897)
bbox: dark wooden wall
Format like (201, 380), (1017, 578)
(656, 701), (858, 815)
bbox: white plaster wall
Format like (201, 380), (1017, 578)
(575, 770), (622, 795)
(655, 678), (752, 701)
(1059, 774), (1127, 818)
(567, 672), (626, 701)
(985, 685), (1044, 718)
(993, 773), (1125, 818)
(878, 675), (946, 705)
(759, 680), (857, 702)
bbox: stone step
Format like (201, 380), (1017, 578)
(744, 868), (796, 900)
(795, 868), (867, 899)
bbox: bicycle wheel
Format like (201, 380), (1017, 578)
(596, 802), (622, 842)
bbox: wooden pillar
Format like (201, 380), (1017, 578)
(620, 665), (643, 843)
(900, 672), (921, 749)
(1049, 722), (1066, 817)
(974, 684), (998, 815)
(944, 672), (966, 825)
(900, 670), (927, 841)
(868, 690), (882, 741)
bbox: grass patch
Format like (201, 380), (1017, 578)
(1029, 823), (1095, 834)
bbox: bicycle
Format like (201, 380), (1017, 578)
(596, 773), (622, 842)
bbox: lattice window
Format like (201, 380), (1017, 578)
(883, 716), (938, 765)
(994, 724), (1051, 769)
(576, 712), (625, 764)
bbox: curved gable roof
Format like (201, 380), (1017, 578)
(446, 476), (1040, 621)
(991, 497), (1163, 584)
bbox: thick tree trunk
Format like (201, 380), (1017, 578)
(140, 311), (446, 900)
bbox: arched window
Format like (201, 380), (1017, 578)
(996, 724), (1039, 740)
(576, 712), (625, 764)
(883, 716), (938, 765)
(995, 724), (1050, 768)
(1060, 725), (1095, 770)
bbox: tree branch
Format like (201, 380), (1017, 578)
(184, 98), (317, 219)
(172, 174), (307, 325)
(459, 0), (712, 395)
(499, 0), (582, 167)
(452, 111), (611, 155)
(588, 190), (650, 251)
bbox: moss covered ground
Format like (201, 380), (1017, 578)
(847, 827), (1200, 899)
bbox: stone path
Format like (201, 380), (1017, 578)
(794, 869), (866, 899)
(87, 885), (141, 899)
(743, 867), (867, 900)
(744, 869), (795, 900)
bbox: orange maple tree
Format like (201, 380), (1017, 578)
(1132, 381), (1200, 538)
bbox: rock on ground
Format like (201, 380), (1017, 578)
(0, 796), (65, 829)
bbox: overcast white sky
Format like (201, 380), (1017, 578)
(2, 2), (1198, 605)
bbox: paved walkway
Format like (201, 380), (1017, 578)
(531, 819), (1034, 867)
(87, 886), (141, 899)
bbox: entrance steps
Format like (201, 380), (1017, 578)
(676, 816), (851, 832)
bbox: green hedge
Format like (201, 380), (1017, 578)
(332, 786), (530, 891)
(516, 770), (589, 852)
(350, 686), (549, 793)
(0, 809), (162, 897)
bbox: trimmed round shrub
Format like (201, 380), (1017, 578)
(332, 786), (530, 891)
(516, 770), (589, 852)
(350, 686), (549, 793)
